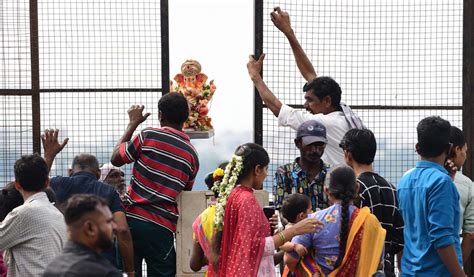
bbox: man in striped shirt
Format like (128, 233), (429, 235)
(339, 129), (404, 277)
(111, 93), (199, 277)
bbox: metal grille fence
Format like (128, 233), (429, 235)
(40, 91), (161, 179)
(0, 1), (31, 90)
(0, 1), (168, 275)
(258, 0), (466, 190)
(38, 1), (163, 90)
(0, 96), (33, 179)
(0, 0), (168, 191)
(1, 0), (33, 181)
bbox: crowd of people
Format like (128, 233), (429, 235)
(0, 6), (471, 277)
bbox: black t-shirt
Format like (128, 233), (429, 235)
(356, 172), (404, 276)
(43, 241), (122, 277)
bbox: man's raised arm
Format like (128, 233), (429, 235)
(41, 129), (69, 172)
(271, 7), (317, 82)
(110, 105), (150, 167)
(247, 54), (283, 117)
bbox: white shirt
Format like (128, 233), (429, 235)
(278, 104), (351, 167)
(454, 172), (474, 233)
(0, 192), (67, 277)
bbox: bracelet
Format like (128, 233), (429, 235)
(278, 231), (286, 245)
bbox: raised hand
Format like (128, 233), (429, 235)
(128, 105), (151, 127)
(271, 7), (292, 34)
(247, 54), (266, 79)
(41, 129), (69, 157)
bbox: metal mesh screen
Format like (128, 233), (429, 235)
(41, 91), (161, 181)
(36, 0), (163, 181)
(1, 1), (166, 275)
(0, 0), (32, 182)
(357, 109), (462, 180)
(0, 96), (33, 183)
(0, 0), (165, 185)
(261, 0), (463, 190)
(0, 0), (31, 89)
(38, 0), (162, 89)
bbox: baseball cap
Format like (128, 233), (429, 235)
(296, 120), (328, 146)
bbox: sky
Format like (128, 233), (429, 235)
(169, 0), (254, 190)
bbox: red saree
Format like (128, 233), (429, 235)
(218, 186), (270, 277)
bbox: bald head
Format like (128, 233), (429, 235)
(71, 154), (100, 176)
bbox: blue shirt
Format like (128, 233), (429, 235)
(50, 172), (124, 213)
(397, 161), (461, 276)
(290, 204), (356, 275)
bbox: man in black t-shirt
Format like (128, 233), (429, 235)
(339, 128), (404, 277)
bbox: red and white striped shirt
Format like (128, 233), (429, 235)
(120, 126), (199, 232)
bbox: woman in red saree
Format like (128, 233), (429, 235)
(284, 166), (386, 277)
(212, 143), (322, 277)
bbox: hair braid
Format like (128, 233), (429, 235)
(333, 190), (353, 268)
(327, 166), (358, 269)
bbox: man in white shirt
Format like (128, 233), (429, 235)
(449, 126), (474, 264)
(0, 154), (67, 277)
(247, 7), (364, 167)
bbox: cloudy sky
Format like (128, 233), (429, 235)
(169, 0), (254, 189)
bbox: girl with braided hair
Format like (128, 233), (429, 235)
(284, 166), (386, 277)
(211, 143), (322, 277)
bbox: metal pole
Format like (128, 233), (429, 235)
(254, 0), (263, 145)
(29, 0), (41, 154)
(161, 0), (170, 94)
